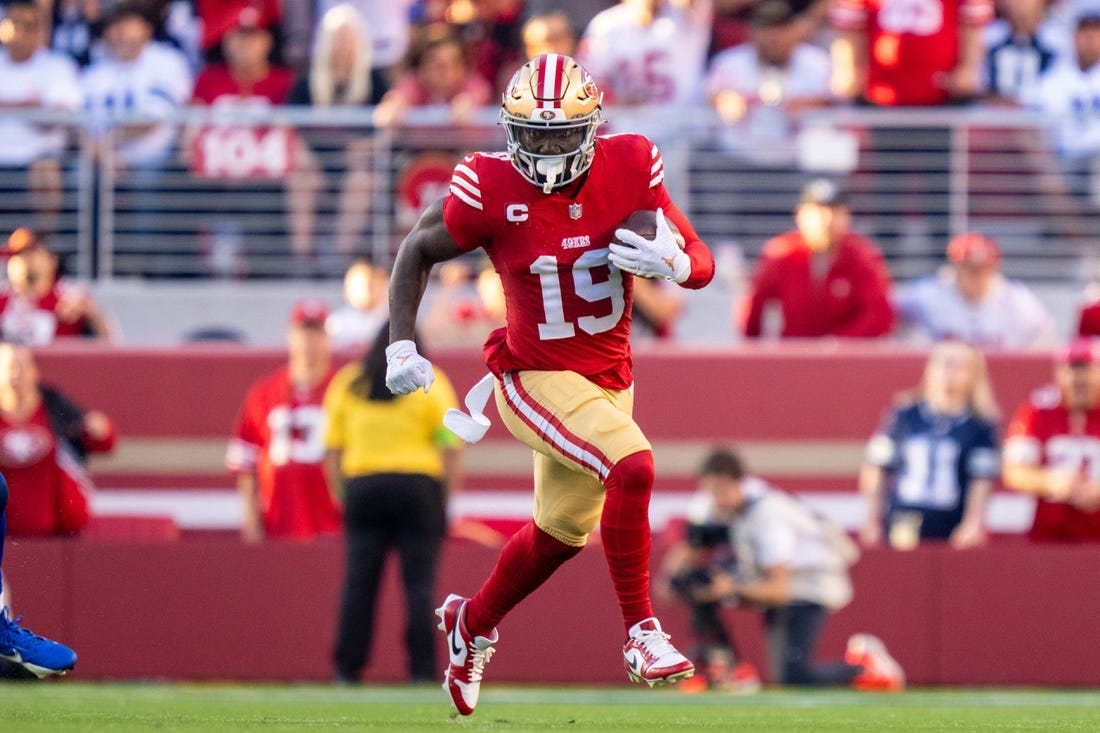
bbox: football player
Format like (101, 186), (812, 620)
(385, 54), (715, 715)
(1003, 338), (1100, 541)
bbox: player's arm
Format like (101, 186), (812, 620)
(741, 249), (779, 338)
(951, 477), (992, 549)
(236, 472), (264, 543)
(389, 198), (465, 340)
(857, 463), (887, 547)
(386, 198), (466, 394)
(694, 563), (791, 606)
(830, 29), (867, 100)
(946, 0), (991, 99)
(733, 563), (791, 607)
(1002, 460), (1076, 501)
(833, 253), (894, 337)
(324, 448), (345, 504)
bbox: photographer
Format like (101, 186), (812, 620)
(663, 449), (903, 690)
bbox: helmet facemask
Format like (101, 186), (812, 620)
(500, 54), (604, 194)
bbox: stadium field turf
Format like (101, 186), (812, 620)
(1, 683), (1098, 732)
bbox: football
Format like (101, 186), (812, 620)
(614, 210), (686, 249)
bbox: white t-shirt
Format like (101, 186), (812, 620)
(704, 42), (832, 164)
(687, 477), (857, 611)
(579, 0), (711, 140)
(82, 42), (193, 166)
(894, 270), (1055, 349)
(0, 48), (83, 166)
(1030, 59), (1100, 159)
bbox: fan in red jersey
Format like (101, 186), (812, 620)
(226, 299), (342, 542)
(0, 228), (113, 346)
(1003, 338), (1100, 542)
(0, 342), (114, 538)
(831, 0), (993, 107)
(384, 53), (715, 716)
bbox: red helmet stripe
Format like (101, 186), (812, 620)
(537, 53), (565, 108)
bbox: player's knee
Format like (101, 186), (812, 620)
(608, 450), (655, 494)
(533, 521), (587, 556)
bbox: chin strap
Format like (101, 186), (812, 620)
(443, 372), (496, 443)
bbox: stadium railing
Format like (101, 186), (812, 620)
(0, 105), (1095, 285)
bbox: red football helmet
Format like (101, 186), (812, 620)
(500, 54), (604, 193)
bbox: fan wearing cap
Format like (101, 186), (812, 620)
(197, 0), (282, 62)
(192, 4), (292, 107)
(742, 178), (894, 339)
(226, 299), (342, 542)
(1003, 338), (1100, 541)
(894, 232), (1054, 349)
(0, 229), (113, 346)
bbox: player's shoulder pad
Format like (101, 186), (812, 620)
(449, 153), (498, 212)
(596, 132), (664, 188)
(1029, 384), (1063, 410)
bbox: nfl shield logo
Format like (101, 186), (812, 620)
(568, 203), (583, 220)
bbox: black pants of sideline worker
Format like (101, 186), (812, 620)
(333, 473), (446, 682)
(764, 602), (862, 686)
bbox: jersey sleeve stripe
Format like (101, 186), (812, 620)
(226, 438), (261, 471)
(449, 184), (484, 210)
(650, 158), (663, 175)
(649, 169), (665, 188)
(501, 372), (613, 480)
(454, 163), (479, 184)
(450, 174), (481, 197)
(1003, 436), (1041, 466)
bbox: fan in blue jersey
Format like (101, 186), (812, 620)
(860, 341), (1001, 549)
(0, 472), (77, 678)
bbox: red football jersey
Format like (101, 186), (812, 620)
(226, 367), (342, 539)
(192, 64), (294, 107)
(742, 231), (894, 338)
(831, 0), (993, 106)
(0, 404), (91, 536)
(442, 133), (714, 390)
(1004, 386), (1100, 542)
(0, 279), (96, 345)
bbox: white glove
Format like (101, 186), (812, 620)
(385, 340), (435, 395)
(608, 208), (691, 283)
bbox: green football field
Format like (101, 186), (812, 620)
(2, 683), (1099, 732)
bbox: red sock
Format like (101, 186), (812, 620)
(601, 450), (656, 633)
(464, 520), (581, 637)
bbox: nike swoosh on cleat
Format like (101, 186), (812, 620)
(449, 622), (463, 657)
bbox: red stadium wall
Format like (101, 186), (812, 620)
(5, 538), (1099, 685)
(4, 343), (1095, 685)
